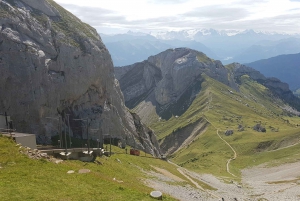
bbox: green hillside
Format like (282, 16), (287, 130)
(0, 136), (180, 201)
(147, 73), (300, 179)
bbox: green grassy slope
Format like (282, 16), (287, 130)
(148, 73), (300, 179)
(0, 136), (181, 201)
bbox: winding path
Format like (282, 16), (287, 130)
(203, 116), (237, 177)
(216, 129), (237, 177)
(168, 160), (221, 199)
(204, 92), (237, 177)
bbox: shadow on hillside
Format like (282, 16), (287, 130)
(126, 78), (203, 121)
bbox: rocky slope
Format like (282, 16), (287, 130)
(0, 0), (160, 156)
(115, 48), (238, 122)
(115, 48), (300, 154)
(116, 48), (300, 119)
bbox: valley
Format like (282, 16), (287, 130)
(1, 0), (300, 201)
(115, 48), (300, 199)
(150, 74), (300, 177)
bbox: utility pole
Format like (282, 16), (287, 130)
(109, 134), (112, 156)
(63, 115), (68, 155)
(100, 126), (103, 149)
(74, 118), (90, 153)
(66, 114), (72, 148)
(58, 116), (62, 148)
(5, 112), (8, 132)
(87, 119), (89, 153)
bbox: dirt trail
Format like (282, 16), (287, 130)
(168, 160), (221, 200)
(216, 129), (237, 177)
(203, 115), (237, 177)
(147, 160), (300, 200)
(151, 165), (185, 182)
(204, 92), (237, 177)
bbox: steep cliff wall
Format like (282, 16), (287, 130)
(115, 48), (238, 122)
(0, 0), (160, 156)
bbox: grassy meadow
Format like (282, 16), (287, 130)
(0, 136), (183, 201)
(149, 73), (300, 180)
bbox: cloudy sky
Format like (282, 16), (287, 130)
(55, 0), (300, 34)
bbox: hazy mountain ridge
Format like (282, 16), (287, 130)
(228, 38), (300, 64)
(102, 29), (300, 66)
(152, 28), (299, 40)
(246, 52), (300, 92)
(100, 32), (217, 66)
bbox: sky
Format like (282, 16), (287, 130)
(54, 0), (300, 34)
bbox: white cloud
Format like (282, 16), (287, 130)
(54, 0), (300, 34)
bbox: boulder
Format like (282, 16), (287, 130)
(225, 130), (234, 136)
(253, 124), (266, 132)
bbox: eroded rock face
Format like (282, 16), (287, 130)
(0, 0), (160, 156)
(149, 48), (230, 105)
(115, 49), (300, 126)
(116, 48), (234, 108)
(115, 61), (162, 105)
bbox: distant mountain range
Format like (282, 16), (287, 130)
(100, 33), (217, 66)
(247, 53), (300, 91)
(151, 29), (299, 40)
(101, 29), (300, 66)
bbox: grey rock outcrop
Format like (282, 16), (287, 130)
(224, 130), (234, 136)
(0, 0), (160, 156)
(115, 48), (237, 121)
(115, 60), (162, 107)
(253, 124), (266, 132)
(115, 49), (300, 127)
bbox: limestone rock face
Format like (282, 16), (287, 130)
(233, 63), (266, 81)
(149, 48), (230, 105)
(116, 48), (233, 107)
(0, 0), (160, 156)
(115, 49), (300, 124)
(115, 61), (162, 105)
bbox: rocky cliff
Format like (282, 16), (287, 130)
(115, 48), (238, 122)
(115, 48), (300, 125)
(0, 0), (160, 156)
